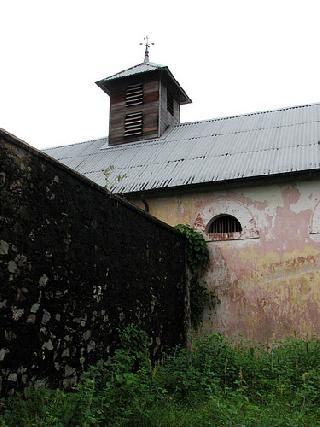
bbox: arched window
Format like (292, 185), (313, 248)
(207, 214), (242, 240)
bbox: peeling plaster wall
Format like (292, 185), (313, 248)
(0, 135), (187, 397)
(129, 179), (320, 342)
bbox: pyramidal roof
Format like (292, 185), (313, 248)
(95, 62), (192, 105)
(98, 61), (166, 81)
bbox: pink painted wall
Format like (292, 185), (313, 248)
(129, 178), (320, 341)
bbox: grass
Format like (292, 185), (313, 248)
(1, 326), (320, 426)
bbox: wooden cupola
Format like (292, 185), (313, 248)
(96, 54), (191, 146)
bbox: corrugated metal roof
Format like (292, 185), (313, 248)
(44, 103), (320, 194)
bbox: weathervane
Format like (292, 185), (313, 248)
(139, 36), (154, 63)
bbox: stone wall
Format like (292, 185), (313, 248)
(0, 130), (187, 396)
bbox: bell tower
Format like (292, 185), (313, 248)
(95, 38), (191, 146)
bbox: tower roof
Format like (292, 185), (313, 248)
(95, 62), (192, 105)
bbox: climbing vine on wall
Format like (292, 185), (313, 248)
(175, 224), (212, 329)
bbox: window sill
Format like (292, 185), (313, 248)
(205, 232), (260, 242)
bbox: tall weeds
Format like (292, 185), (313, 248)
(1, 327), (320, 426)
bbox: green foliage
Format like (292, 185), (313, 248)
(2, 328), (320, 426)
(174, 224), (208, 274)
(175, 224), (212, 328)
(0, 387), (77, 427)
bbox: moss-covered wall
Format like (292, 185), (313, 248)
(0, 131), (187, 396)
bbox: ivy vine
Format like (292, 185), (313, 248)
(175, 224), (214, 329)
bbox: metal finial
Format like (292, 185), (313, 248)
(139, 36), (154, 63)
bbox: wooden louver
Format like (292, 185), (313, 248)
(124, 112), (143, 137)
(126, 83), (144, 107)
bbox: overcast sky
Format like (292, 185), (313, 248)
(1, 0), (320, 149)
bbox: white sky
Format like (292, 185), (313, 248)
(1, 0), (320, 149)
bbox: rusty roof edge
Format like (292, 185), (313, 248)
(0, 128), (186, 238)
(119, 168), (320, 198)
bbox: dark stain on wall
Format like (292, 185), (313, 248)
(0, 130), (187, 396)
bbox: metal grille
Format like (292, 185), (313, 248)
(208, 215), (242, 234)
(126, 83), (144, 107)
(124, 112), (143, 137)
(167, 93), (174, 116)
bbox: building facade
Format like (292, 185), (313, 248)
(130, 177), (320, 341)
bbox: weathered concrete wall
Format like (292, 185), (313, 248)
(129, 179), (320, 342)
(0, 131), (187, 396)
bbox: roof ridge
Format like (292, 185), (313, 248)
(106, 62), (146, 78)
(44, 136), (107, 151)
(178, 102), (320, 128)
(44, 102), (320, 152)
